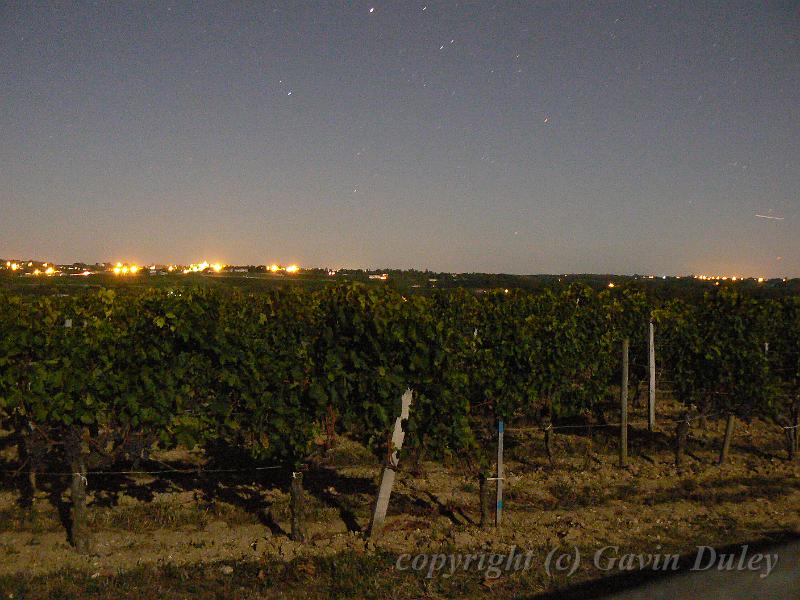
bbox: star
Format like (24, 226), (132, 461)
(369, 7), (374, 13)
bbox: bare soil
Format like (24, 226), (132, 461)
(1, 399), (798, 598)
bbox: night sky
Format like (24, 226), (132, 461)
(2, 2), (798, 276)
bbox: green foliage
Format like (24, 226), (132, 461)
(763, 296), (800, 424)
(655, 288), (772, 418)
(1, 283), (797, 479)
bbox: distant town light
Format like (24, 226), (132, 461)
(184, 261), (212, 273)
(285, 264), (300, 274)
(608, 282), (615, 288)
(44, 266), (55, 275)
(269, 264), (280, 273)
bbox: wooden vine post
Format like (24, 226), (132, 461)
(675, 413), (689, 470)
(648, 321), (656, 431)
(583, 411), (596, 469)
(62, 319), (91, 554)
(367, 388), (412, 539)
(543, 417), (554, 467)
(69, 456), (90, 554)
(620, 338), (629, 468)
(786, 404), (799, 461)
(28, 445), (38, 503)
(787, 423), (798, 461)
(479, 472), (492, 529)
(719, 413), (736, 465)
(66, 426), (91, 554)
(17, 428), (40, 511)
(495, 420), (504, 528)
(290, 471), (306, 542)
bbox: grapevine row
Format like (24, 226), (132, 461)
(0, 285), (798, 547)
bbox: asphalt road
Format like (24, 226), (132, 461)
(601, 539), (800, 600)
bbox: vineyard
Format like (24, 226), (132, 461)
(1, 283), (798, 564)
